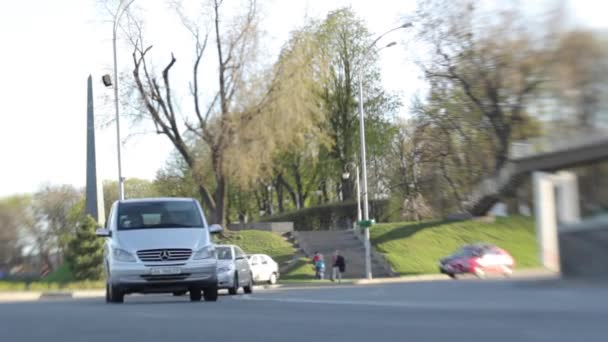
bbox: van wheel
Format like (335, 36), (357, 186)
(189, 287), (202, 301)
(204, 286), (219, 302)
(108, 283), (124, 303)
(228, 274), (239, 295)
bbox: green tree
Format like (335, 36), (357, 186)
(316, 8), (400, 201)
(103, 178), (160, 217)
(0, 195), (29, 271)
(65, 215), (104, 281)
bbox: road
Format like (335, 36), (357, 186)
(1, 279), (607, 342)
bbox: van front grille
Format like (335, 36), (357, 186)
(136, 249), (192, 262)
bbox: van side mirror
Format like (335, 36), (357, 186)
(96, 228), (112, 238)
(209, 224), (223, 234)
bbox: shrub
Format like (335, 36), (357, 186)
(261, 199), (391, 230)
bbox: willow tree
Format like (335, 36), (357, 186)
(126, 0), (325, 225)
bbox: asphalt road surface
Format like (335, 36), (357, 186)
(2, 279), (608, 342)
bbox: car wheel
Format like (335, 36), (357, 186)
(203, 286), (219, 302)
(108, 283), (124, 303)
(473, 267), (486, 279)
(447, 273), (456, 279)
(173, 291), (187, 296)
(228, 274), (239, 295)
(269, 272), (278, 285)
(244, 274), (254, 294)
(189, 287), (202, 302)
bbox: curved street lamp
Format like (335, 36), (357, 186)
(358, 22), (412, 280)
(104, 0), (135, 201)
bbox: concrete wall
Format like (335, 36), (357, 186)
(228, 222), (294, 233)
(559, 215), (608, 279)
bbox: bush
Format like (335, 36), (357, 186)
(64, 215), (104, 281)
(261, 199), (391, 230)
(42, 263), (74, 283)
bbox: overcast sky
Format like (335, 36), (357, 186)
(0, 0), (604, 197)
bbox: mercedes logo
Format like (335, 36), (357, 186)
(160, 250), (170, 260)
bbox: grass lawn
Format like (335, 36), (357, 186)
(279, 257), (315, 280)
(214, 230), (296, 266)
(370, 216), (539, 275)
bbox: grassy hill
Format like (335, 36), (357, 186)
(370, 216), (539, 275)
(214, 230), (296, 266)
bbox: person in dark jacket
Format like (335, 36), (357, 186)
(331, 250), (346, 283)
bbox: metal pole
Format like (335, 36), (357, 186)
(356, 166), (362, 222)
(357, 22), (411, 280)
(358, 66), (372, 280)
(113, 23), (124, 201)
(112, 0), (134, 200)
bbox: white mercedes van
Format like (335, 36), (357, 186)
(96, 198), (222, 303)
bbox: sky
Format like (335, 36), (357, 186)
(0, 0), (605, 197)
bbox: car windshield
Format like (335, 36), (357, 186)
(117, 201), (203, 230)
(216, 247), (233, 260)
(452, 246), (483, 258)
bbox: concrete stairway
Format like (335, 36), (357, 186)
(295, 230), (392, 279)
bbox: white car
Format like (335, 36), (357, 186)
(215, 245), (254, 295)
(248, 254), (279, 285)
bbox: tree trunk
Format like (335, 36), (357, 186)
(293, 166), (305, 209)
(495, 128), (511, 171)
(341, 177), (353, 201)
(275, 179), (285, 213)
(212, 173), (227, 226)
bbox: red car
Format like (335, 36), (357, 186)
(439, 243), (515, 279)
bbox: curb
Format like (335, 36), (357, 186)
(0, 292), (42, 302)
(354, 274), (450, 285)
(0, 269), (557, 302)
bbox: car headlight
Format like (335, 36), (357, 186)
(193, 245), (216, 260)
(113, 248), (136, 262)
(217, 266), (232, 274)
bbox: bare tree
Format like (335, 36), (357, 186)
(417, 1), (551, 171)
(126, 0), (324, 225)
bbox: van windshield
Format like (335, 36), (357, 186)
(117, 201), (203, 230)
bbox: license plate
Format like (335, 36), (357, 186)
(150, 267), (182, 275)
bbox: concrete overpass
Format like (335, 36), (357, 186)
(465, 128), (608, 216)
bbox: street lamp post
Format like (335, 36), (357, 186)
(343, 162), (362, 224)
(359, 22), (412, 280)
(110, 0), (135, 201)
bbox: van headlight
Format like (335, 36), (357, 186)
(193, 245), (216, 260)
(113, 248), (136, 262)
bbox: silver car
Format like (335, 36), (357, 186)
(96, 198), (222, 303)
(215, 245), (254, 295)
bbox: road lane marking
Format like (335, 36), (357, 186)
(233, 295), (608, 314)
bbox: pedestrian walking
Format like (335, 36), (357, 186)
(331, 250), (346, 283)
(314, 253), (326, 280)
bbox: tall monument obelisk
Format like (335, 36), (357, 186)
(85, 75), (106, 226)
